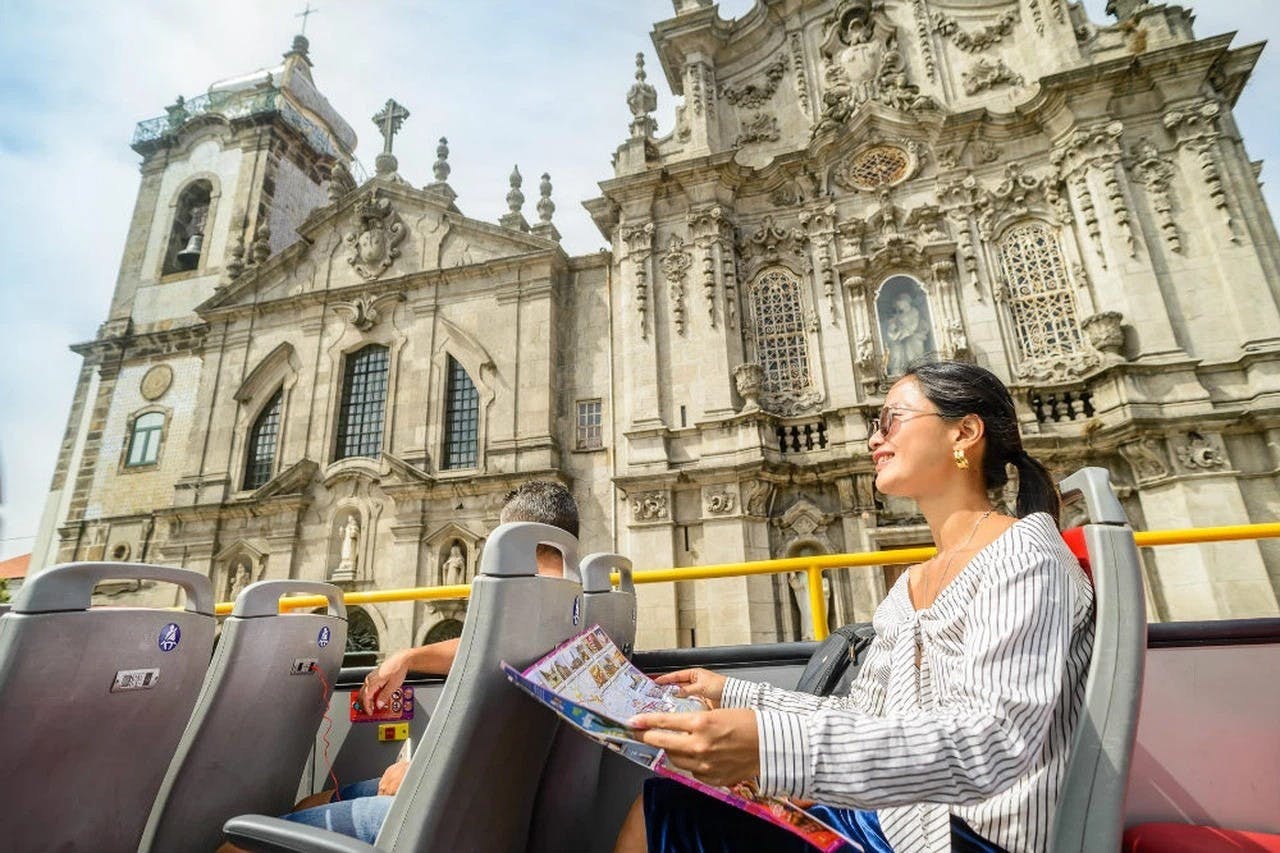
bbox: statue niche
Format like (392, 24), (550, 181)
(875, 275), (937, 377)
(440, 540), (468, 587)
(331, 513), (361, 582)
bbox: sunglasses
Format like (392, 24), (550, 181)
(869, 406), (944, 439)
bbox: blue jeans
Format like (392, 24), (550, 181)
(642, 777), (1007, 853)
(282, 778), (392, 844)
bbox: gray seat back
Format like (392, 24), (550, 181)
(528, 554), (636, 853)
(375, 521), (583, 853)
(1052, 467), (1147, 853)
(141, 580), (347, 853)
(0, 562), (214, 853)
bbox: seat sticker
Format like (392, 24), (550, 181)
(318, 625), (331, 648)
(158, 622), (181, 652)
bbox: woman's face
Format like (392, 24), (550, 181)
(868, 376), (956, 499)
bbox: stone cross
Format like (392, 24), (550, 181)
(295, 1), (319, 35)
(373, 99), (410, 155)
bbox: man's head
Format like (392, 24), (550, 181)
(498, 480), (579, 577)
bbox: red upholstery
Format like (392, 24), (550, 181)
(1061, 526), (1092, 581)
(1124, 822), (1280, 852)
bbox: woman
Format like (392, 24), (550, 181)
(614, 361), (1094, 853)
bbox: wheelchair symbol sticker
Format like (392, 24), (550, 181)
(317, 626), (331, 648)
(158, 622), (181, 652)
(572, 596), (582, 626)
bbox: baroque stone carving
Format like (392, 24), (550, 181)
(733, 362), (764, 412)
(1132, 139), (1181, 252)
(911, 0), (937, 81)
(631, 491), (669, 521)
(789, 33), (811, 113)
(962, 58), (1024, 95)
(832, 142), (918, 192)
(621, 222), (655, 338)
(1027, 0), (1045, 35)
(738, 215), (808, 271)
(1119, 437), (1169, 484)
(743, 480), (774, 516)
(1164, 101), (1236, 240)
(1174, 432), (1228, 471)
(704, 487), (739, 515)
(660, 234), (693, 335)
(333, 291), (405, 332)
(933, 9), (1018, 52)
(1081, 311), (1125, 357)
(736, 113), (781, 146)
(721, 57), (787, 109)
(345, 193), (405, 281)
(627, 53), (658, 139)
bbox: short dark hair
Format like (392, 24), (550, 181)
(906, 359), (1061, 519)
(499, 480), (579, 538)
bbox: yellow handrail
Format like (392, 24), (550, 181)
(214, 521), (1280, 641)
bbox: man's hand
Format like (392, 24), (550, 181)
(629, 708), (760, 788)
(360, 651), (410, 712)
(376, 759), (410, 796)
(654, 668), (727, 708)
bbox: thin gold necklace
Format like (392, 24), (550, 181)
(920, 509), (994, 609)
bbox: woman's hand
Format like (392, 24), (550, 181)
(629, 708), (760, 788)
(360, 651), (410, 713)
(654, 668), (727, 708)
(376, 759), (410, 796)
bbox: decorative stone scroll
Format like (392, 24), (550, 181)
(911, 0), (937, 81)
(1132, 140), (1181, 253)
(1119, 436), (1169, 484)
(689, 206), (735, 329)
(621, 222), (656, 338)
(333, 291), (405, 332)
(631, 491), (669, 521)
(660, 235), (693, 335)
(1173, 431), (1228, 471)
(962, 58), (1024, 95)
(737, 113), (781, 146)
(789, 32), (811, 113)
(1164, 101), (1236, 241)
(704, 485), (740, 516)
(721, 57), (787, 109)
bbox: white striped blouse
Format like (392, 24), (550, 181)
(722, 512), (1095, 853)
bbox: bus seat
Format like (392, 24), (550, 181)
(223, 521), (582, 853)
(1060, 525), (1093, 581)
(140, 580), (347, 853)
(527, 553), (636, 853)
(0, 561), (215, 852)
(1052, 467), (1147, 853)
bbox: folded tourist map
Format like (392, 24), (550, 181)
(503, 625), (862, 852)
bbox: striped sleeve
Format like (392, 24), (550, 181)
(756, 538), (1073, 808)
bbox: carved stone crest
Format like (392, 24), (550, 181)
(345, 193), (406, 281)
(1174, 432), (1228, 472)
(333, 291), (406, 332)
(704, 486), (739, 516)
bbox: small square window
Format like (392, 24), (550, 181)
(576, 399), (603, 450)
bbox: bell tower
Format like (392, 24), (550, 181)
(105, 34), (356, 331)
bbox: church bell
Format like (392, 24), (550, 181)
(176, 233), (204, 269)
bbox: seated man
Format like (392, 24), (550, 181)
(221, 481), (579, 850)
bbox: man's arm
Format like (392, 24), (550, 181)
(360, 638), (461, 711)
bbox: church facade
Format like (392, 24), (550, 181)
(32, 0), (1280, 653)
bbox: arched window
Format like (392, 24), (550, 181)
(335, 345), (389, 460)
(423, 619), (464, 645)
(750, 268), (813, 397)
(126, 412), (165, 467)
(997, 223), (1084, 365)
(442, 355), (479, 470)
(244, 390), (282, 490)
(162, 180), (213, 275)
(345, 607), (380, 654)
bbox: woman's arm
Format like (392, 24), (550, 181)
(757, 547), (1074, 809)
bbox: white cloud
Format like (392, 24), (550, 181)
(1, 0), (1277, 558)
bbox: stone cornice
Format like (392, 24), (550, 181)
(71, 322), (209, 362)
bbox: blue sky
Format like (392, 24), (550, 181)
(1, 0), (1277, 561)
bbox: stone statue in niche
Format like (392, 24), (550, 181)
(227, 558), (252, 602)
(334, 515), (360, 581)
(877, 276), (936, 376)
(442, 541), (467, 586)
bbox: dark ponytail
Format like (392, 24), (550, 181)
(907, 360), (1061, 519)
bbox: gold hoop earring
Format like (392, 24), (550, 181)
(953, 448), (969, 470)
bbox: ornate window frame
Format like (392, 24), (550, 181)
(744, 264), (824, 416)
(426, 319), (496, 477)
(991, 219), (1096, 383)
(322, 309), (408, 473)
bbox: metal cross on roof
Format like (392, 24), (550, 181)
(295, 2), (319, 35)
(372, 99), (410, 155)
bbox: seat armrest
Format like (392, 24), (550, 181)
(222, 815), (380, 853)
